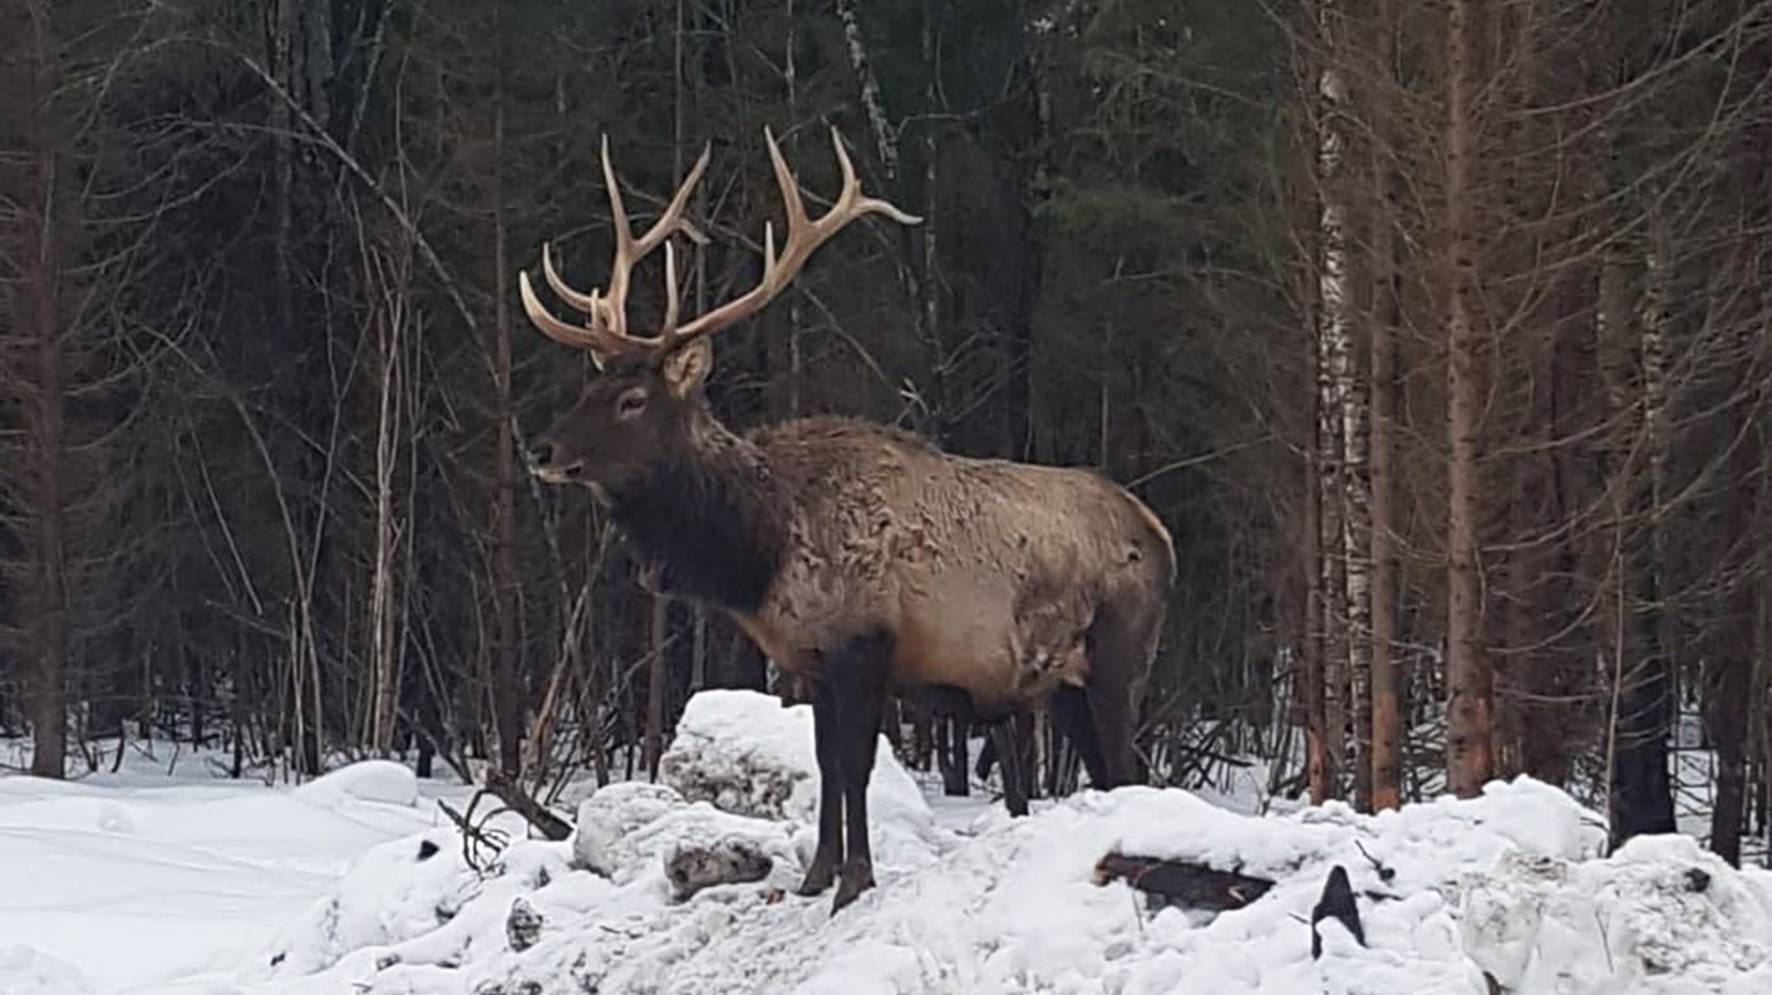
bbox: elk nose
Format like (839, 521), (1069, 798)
(528, 440), (557, 468)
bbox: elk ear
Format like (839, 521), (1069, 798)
(662, 337), (714, 398)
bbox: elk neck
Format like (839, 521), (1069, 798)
(607, 412), (788, 614)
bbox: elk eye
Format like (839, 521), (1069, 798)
(615, 387), (648, 420)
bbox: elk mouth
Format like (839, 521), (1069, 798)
(532, 461), (586, 485)
(531, 461), (612, 505)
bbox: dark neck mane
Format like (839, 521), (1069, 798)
(609, 422), (786, 613)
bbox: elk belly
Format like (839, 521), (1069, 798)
(889, 610), (1021, 697)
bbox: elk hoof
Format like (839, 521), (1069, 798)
(795, 855), (837, 897)
(830, 861), (876, 914)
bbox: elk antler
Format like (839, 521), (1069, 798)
(520, 127), (920, 365)
(661, 126), (921, 349)
(519, 134), (712, 364)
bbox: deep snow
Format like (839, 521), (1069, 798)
(0, 747), (481, 995)
(3, 692), (1769, 995)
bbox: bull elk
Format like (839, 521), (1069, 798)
(520, 127), (1175, 913)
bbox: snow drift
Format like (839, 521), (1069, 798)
(0, 750), (449, 995)
(227, 689), (1772, 995)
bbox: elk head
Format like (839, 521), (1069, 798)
(520, 127), (919, 499)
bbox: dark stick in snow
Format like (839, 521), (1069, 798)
(1310, 864), (1365, 958)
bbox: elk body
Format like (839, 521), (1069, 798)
(521, 129), (1176, 913)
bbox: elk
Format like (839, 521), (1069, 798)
(520, 127), (1175, 913)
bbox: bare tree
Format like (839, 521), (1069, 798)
(1443, 0), (1496, 798)
(1363, 0), (1402, 813)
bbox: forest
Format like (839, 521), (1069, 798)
(2, 0), (1768, 869)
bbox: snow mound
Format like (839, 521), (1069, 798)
(1461, 834), (1772, 994)
(657, 690), (948, 872)
(257, 828), (577, 986)
(572, 781), (800, 893)
(0, 754), (456, 994)
(659, 689), (929, 829)
(572, 781), (691, 875)
(259, 828), (473, 975)
(0, 946), (94, 995)
(292, 759), (420, 808)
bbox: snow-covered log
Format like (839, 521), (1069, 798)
(1093, 853), (1276, 912)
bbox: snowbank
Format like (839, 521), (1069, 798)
(225, 689), (1772, 995)
(7, 698), (1769, 995)
(0, 946), (94, 995)
(656, 689), (948, 875)
(291, 759), (421, 808)
(1461, 834), (1772, 994)
(0, 749), (465, 995)
(658, 688), (929, 827)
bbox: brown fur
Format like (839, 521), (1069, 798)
(729, 415), (1172, 717)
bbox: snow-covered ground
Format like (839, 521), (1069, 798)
(0, 744), (481, 995)
(3, 692), (1769, 995)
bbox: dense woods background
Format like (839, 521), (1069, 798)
(2, 0), (1768, 866)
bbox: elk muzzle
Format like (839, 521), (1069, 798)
(526, 439), (584, 484)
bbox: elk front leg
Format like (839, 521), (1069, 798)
(796, 680), (843, 897)
(830, 631), (891, 913)
(989, 711), (1032, 817)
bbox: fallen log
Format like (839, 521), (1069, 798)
(1093, 853), (1276, 912)
(665, 839), (775, 901)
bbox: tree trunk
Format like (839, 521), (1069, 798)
(1443, 0), (1494, 799)
(916, 0), (946, 442)
(1522, 292), (1585, 788)
(1314, 2), (1350, 802)
(1305, 416), (1329, 804)
(271, 0), (296, 358)
(989, 1), (1037, 464)
(14, 2), (69, 781)
(27, 150), (68, 782)
(1610, 216), (1675, 847)
(1708, 645), (1750, 864)
(488, 0), (523, 782)
(644, 595), (668, 780)
(368, 246), (405, 756)
(1366, 7), (1401, 811)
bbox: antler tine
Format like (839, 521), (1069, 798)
(519, 270), (615, 366)
(815, 126), (922, 229)
(666, 126), (922, 349)
(636, 143), (713, 258)
(661, 241), (681, 333)
(542, 242), (603, 317)
(598, 135), (637, 338)
(764, 126), (808, 241)
(521, 136), (712, 361)
(601, 135), (712, 340)
(521, 268), (666, 369)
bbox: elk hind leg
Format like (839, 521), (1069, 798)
(1083, 600), (1164, 789)
(1050, 683), (1109, 789)
(795, 680), (843, 897)
(829, 629), (892, 913)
